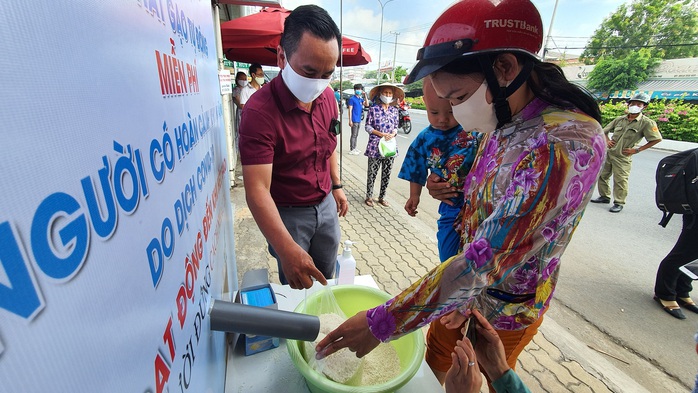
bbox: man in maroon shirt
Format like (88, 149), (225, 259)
(239, 5), (348, 290)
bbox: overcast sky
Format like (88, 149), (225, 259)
(279, 0), (628, 71)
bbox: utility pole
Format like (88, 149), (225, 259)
(542, 0), (559, 60)
(376, 0), (394, 84)
(390, 31), (400, 82)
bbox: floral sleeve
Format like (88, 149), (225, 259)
(365, 107), (377, 133)
(366, 109), (605, 341)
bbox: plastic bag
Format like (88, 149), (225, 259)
(303, 285), (347, 319)
(378, 136), (397, 158)
(303, 287), (364, 384)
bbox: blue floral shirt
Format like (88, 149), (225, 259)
(398, 124), (480, 206)
(364, 104), (399, 159)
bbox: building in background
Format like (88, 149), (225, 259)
(560, 57), (698, 101)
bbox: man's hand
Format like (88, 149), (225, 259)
(621, 147), (637, 156)
(333, 189), (348, 217)
(607, 140), (616, 148)
(278, 244), (327, 289)
(243, 164), (326, 290)
(315, 311), (380, 358)
(348, 121), (353, 127)
(426, 172), (460, 206)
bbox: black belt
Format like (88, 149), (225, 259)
(486, 288), (535, 303)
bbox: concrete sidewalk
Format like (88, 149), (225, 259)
(231, 160), (654, 392)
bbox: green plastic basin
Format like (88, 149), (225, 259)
(287, 285), (425, 393)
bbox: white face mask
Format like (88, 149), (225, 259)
(281, 60), (330, 103)
(451, 80), (498, 133)
(628, 105), (642, 114)
(380, 95), (393, 104)
(254, 76), (265, 85)
(236, 79), (248, 87)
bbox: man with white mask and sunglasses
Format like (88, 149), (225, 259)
(239, 5), (348, 290)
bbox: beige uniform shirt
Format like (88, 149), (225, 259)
(603, 113), (661, 156)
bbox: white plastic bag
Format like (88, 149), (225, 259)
(378, 136), (397, 158)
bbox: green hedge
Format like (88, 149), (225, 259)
(405, 96), (425, 110)
(406, 96), (697, 143)
(599, 100), (698, 143)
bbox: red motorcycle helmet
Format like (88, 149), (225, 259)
(404, 0), (544, 84)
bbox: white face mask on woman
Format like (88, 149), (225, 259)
(281, 60), (330, 103)
(380, 95), (393, 104)
(451, 80), (499, 133)
(236, 79), (248, 87)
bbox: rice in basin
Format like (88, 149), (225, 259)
(303, 313), (400, 386)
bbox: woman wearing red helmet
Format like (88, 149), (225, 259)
(316, 0), (605, 391)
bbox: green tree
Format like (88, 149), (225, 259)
(586, 48), (660, 92)
(330, 80), (354, 91)
(580, 0), (698, 64)
(364, 70), (377, 80)
(405, 79), (424, 93)
(393, 66), (407, 83)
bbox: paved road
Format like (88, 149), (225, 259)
(336, 109), (696, 390)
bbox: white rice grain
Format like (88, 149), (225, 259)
(303, 313), (401, 387)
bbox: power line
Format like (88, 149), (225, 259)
(343, 33), (422, 48)
(392, 23), (432, 33)
(547, 42), (698, 50)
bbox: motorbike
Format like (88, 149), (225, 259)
(398, 100), (412, 134)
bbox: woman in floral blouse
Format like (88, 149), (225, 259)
(317, 0), (606, 390)
(363, 83), (402, 207)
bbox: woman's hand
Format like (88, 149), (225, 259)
(468, 309), (511, 382)
(315, 311), (380, 359)
(444, 338), (482, 393)
(426, 173), (460, 205)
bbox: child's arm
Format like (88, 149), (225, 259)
(404, 182), (423, 217)
(441, 310), (467, 329)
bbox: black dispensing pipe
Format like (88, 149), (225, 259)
(209, 300), (320, 342)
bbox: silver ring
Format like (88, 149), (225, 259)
(468, 361), (475, 367)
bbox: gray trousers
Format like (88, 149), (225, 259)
(350, 122), (361, 151)
(597, 152), (632, 204)
(269, 193), (340, 284)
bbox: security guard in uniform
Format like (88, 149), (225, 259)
(591, 92), (662, 212)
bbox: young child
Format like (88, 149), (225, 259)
(398, 76), (480, 262)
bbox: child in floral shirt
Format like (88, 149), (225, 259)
(398, 77), (480, 262)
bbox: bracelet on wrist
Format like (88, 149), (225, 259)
(332, 184), (343, 190)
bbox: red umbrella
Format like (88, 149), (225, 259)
(340, 36), (372, 66)
(221, 8), (371, 67)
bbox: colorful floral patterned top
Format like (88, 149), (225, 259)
(397, 124), (480, 206)
(364, 103), (399, 159)
(366, 99), (606, 341)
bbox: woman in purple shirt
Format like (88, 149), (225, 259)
(363, 83), (402, 207)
